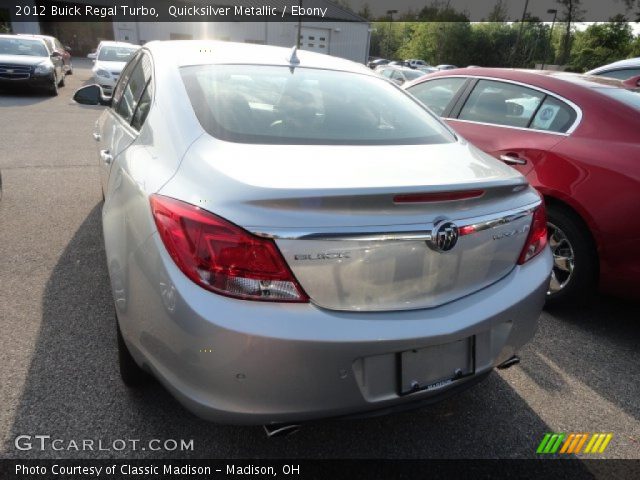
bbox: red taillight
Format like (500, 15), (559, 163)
(517, 204), (548, 265)
(393, 189), (484, 203)
(150, 195), (308, 302)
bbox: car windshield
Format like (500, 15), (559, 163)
(597, 88), (640, 111)
(0, 38), (48, 57)
(180, 65), (454, 145)
(404, 70), (425, 80)
(98, 46), (138, 62)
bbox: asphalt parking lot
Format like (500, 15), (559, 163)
(0, 60), (639, 460)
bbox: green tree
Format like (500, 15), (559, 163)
(398, 22), (472, 66)
(555, 0), (584, 65)
(569, 17), (634, 71)
(630, 35), (640, 57)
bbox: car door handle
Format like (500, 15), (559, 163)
(93, 132), (101, 141)
(499, 154), (527, 165)
(100, 150), (113, 165)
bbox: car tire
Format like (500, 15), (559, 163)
(545, 204), (598, 307)
(49, 75), (59, 96)
(116, 314), (150, 387)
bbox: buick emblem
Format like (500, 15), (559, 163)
(428, 221), (459, 252)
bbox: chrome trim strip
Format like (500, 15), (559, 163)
(250, 201), (540, 241)
(411, 74), (583, 135)
(444, 117), (569, 137)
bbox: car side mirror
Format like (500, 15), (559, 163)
(50, 51), (62, 58)
(87, 52), (97, 60)
(622, 75), (640, 89)
(73, 85), (112, 106)
(393, 77), (405, 85)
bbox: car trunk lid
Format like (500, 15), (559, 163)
(161, 137), (540, 311)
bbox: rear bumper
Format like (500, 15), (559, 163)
(116, 232), (552, 425)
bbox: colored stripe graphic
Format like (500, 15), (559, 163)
(572, 434), (589, 454)
(537, 434), (551, 454)
(537, 433), (613, 454)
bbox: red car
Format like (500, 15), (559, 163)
(404, 69), (640, 303)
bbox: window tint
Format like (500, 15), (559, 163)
(111, 52), (140, 107)
(114, 54), (152, 127)
(593, 68), (640, 80)
(131, 81), (154, 130)
(459, 79), (544, 128)
(407, 77), (467, 116)
(530, 96), (576, 133)
(180, 65), (455, 145)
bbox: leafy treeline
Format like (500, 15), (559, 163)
(360, 1), (640, 72)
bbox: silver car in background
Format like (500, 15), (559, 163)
(73, 41), (552, 426)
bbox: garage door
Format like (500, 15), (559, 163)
(300, 27), (330, 55)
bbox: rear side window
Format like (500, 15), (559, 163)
(180, 65), (455, 145)
(407, 77), (467, 116)
(111, 52), (140, 107)
(593, 68), (640, 80)
(114, 54), (153, 128)
(530, 96), (577, 133)
(459, 79), (544, 128)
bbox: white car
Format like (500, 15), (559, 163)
(406, 59), (429, 69)
(585, 57), (640, 80)
(90, 41), (139, 95)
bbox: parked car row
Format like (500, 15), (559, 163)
(368, 57), (458, 72)
(0, 34), (68, 95)
(403, 68), (640, 302)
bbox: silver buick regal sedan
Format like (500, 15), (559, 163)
(73, 41), (552, 427)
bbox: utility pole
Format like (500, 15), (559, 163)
(386, 9), (397, 59)
(541, 9), (558, 70)
(511, 0), (530, 66)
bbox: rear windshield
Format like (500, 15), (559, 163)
(597, 88), (640, 111)
(180, 65), (455, 145)
(98, 46), (138, 62)
(0, 37), (48, 57)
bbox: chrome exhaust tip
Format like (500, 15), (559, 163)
(263, 424), (301, 438)
(497, 355), (520, 370)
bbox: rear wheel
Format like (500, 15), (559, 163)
(116, 314), (150, 387)
(545, 204), (598, 306)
